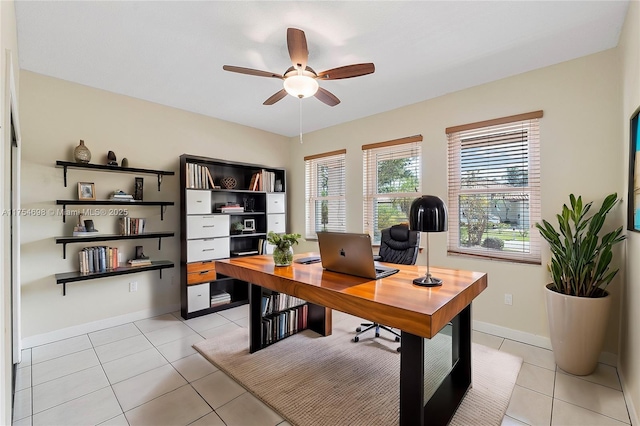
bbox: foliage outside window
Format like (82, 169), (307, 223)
(363, 136), (422, 243)
(305, 150), (346, 239)
(446, 111), (542, 264)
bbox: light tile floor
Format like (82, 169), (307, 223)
(12, 306), (631, 426)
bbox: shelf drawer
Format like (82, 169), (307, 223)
(267, 193), (286, 214)
(187, 215), (228, 239)
(187, 237), (230, 262)
(187, 283), (210, 313)
(186, 190), (211, 214)
(267, 214), (286, 233)
(187, 261), (216, 284)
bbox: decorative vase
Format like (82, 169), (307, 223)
(74, 140), (91, 164)
(121, 158), (129, 168)
(273, 246), (293, 266)
(545, 284), (611, 375)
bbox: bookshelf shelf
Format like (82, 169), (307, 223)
(55, 200), (174, 222)
(55, 260), (174, 296)
(55, 231), (175, 259)
(56, 160), (175, 190)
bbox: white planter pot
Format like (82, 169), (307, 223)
(545, 284), (611, 375)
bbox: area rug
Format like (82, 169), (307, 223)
(194, 313), (522, 426)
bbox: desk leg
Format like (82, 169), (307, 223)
(249, 284), (262, 353)
(400, 304), (472, 426)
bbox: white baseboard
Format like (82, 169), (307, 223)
(473, 320), (618, 367)
(620, 368), (639, 426)
(21, 304), (180, 349)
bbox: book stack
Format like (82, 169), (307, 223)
(128, 258), (152, 267)
(210, 290), (231, 307)
(79, 246), (118, 274)
(217, 203), (244, 214)
(110, 190), (134, 201)
(186, 163), (214, 189)
(119, 217), (146, 235)
(259, 169), (276, 192)
(248, 172), (260, 191)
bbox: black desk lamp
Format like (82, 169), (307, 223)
(409, 195), (448, 286)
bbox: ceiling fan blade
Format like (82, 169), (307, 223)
(263, 89), (288, 105)
(287, 28), (308, 71)
(223, 65), (283, 79)
(317, 63), (375, 80)
(314, 87), (340, 107)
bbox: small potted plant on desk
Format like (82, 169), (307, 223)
(536, 193), (625, 375)
(267, 231), (301, 266)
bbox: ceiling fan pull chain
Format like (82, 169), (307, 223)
(299, 98), (303, 144)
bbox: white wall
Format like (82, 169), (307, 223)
(19, 71), (289, 342)
(288, 48), (624, 354)
(619, 0), (640, 423)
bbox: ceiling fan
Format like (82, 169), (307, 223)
(223, 28), (375, 107)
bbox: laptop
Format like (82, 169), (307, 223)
(317, 232), (399, 280)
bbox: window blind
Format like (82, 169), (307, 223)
(305, 149), (346, 239)
(447, 112), (542, 264)
(362, 136), (422, 243)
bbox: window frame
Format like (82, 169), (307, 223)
(304, 149), (347, 239)
(362, 135), (423, 243)
(446, 111), (542, 264)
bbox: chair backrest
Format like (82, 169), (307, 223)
(378, 224), (420, 265)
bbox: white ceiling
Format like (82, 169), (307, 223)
(15, 1), (629, 137)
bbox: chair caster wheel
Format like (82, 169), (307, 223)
(395, 336), (400, 342)
(397, 347), (401, 352)
(353, 336), (359, 342)
(375, 332), (380, 337)
(355, 327), (361, 332)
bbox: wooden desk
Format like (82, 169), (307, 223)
(216, 253), (487, 426)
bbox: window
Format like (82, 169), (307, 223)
(446, 111), (542, 264)
(305, 149), (346, 238)
(363, 136), (422, 243)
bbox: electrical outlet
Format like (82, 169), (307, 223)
(129, 282), (138, 292)
(504, 293), (513, 305)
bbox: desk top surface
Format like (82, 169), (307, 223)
(215, 253), (487, 338)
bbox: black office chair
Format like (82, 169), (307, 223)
(352, 224), (420, 350)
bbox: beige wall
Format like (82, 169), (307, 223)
(288, 48), (624, 353)
(1, 0), (20, 423)
(19, 71), (289, 340)
(619, 0), (640, 422)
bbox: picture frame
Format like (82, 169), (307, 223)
(628, 106), (640, 232)
(243, 218), (256, 232)
(134, 177), (144, 201)
(78, 182), (96, 200)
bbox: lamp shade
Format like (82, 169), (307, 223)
(409, 195), (448, 232)
(283, 75), (319, 99)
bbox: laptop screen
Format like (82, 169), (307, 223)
(317, 232), (398, 280)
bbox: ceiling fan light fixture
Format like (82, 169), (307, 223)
(283, 75), (319, 99)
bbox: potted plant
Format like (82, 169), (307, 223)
(536, 193), (625, 375)
(267, 231), (301, 266)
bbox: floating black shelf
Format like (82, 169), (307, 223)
(56, 160), (175, 190)
(55, 231), (175, 259)
(55, 260), (174, 296)
(230, 232), (266, 239)
(55, 200), (174, 222)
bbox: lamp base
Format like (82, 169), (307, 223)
(413, 274), (443, 287)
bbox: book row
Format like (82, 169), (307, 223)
(261, 292), (307, 317)
(186, 163), (214, 189)
(261, 304), (308, 346)
(119, 217), (146, 235)
(79, 246), (119, 274)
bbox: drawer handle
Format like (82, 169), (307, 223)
(202, 225), (215, 228)
(202, 248), (216, 252)
(199, 271), (210, 275)
(196, 200), (203, 203)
